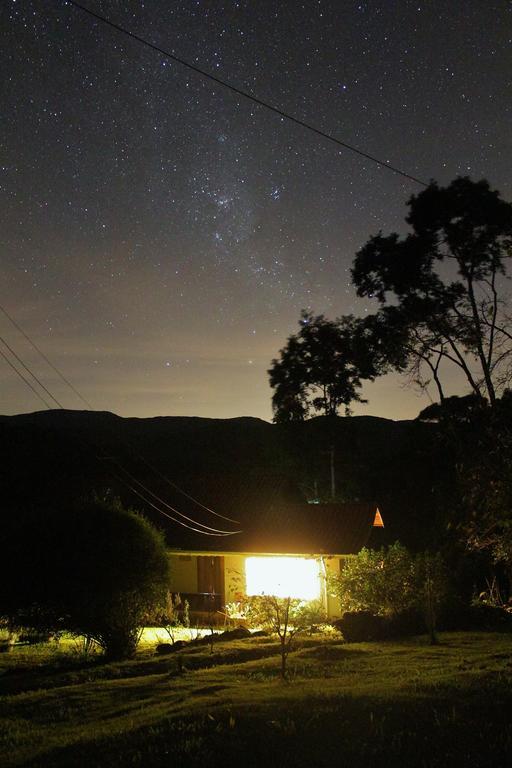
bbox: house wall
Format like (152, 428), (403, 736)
(224, 554), (246, 604)
(168, 551), (345, 620)
(323, 556), (343, 620)
(169, 554), (198, 594)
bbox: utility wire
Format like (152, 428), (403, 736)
(0, 334), (64, 408)
(0, 345), (52, 409)
(0, 303), (93, 410)
(65, 0), (429, 188)
(134, 452), (241, 525)
(0, 313), (241, 535)
(0, 302), (238, 524)
(107, 464), (240, 537)
(109, 457), (242, 534)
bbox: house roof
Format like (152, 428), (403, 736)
(128, 469), (381, 555)
(167, 501), (381, 555)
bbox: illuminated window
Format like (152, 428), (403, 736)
(245, 556), (321, 601)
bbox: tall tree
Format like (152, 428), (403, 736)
(268, 311), (382, 422)
(352, 177), (512, 403)
(419, 393), (512, 595)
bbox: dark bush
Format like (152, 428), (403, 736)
(386, 607), (425, 638)
(1, 497), (171, 659)
(334, 608), (428, 642)
(333, 611), (387, 642)
(470, 604), (512, 630)
(220, 626), (251, 640)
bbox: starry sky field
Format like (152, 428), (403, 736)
(1, 0), (511, 421)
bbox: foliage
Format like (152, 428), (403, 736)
(331, 544), (449, 642)
(418, 393), (512, 595)
(268, 311), (385, 422)
(62, 498), (171, 658)
(352, 177), (512, 403)
(158, 592), (190, 644)
(0, 497), (171, 659)
(241, 595), (325, 678)
(331, 543), (417, 617)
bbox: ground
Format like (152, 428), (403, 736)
(1, 631), (511, 767)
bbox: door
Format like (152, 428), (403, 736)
(197, 555), (224, 609)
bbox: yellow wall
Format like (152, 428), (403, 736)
(224, 554), (246, 603)
(169, 554), (198, 594)
(323, 556), (343, 620)
(167, 551), (344, 619)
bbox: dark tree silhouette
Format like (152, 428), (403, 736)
(418, 392), (512, 594)
(352, 177), (512, 403)
(268, 311), (383, 422)
(1, 497), (171, 659)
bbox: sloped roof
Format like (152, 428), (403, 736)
(168, 501), (380, 555)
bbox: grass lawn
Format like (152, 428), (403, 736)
(1, 631), (511, 767)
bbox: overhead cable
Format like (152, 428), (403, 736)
(1, 302), (239, 524)
(0, 333), (64, 408)
(0, 303), (94, 410)
(65, 0), (429, 187)
(0, 345), (52, 409)
(0, 311), (241, 534)
(133, 452), (241, 525)
(109, 457), (242, 534)
(107, 464), (241, 536)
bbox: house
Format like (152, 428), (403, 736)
(165, 497), (384, 621)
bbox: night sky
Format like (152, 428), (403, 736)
(2, 0), (511, 421)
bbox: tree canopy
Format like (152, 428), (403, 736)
(352, 177), (512, 403)
(418, 392), (512, 587)
(268, 311), (384, 422)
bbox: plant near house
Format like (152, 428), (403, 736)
(241, 595), (325, 679)
(331, 543), (417, 617)
(159, 592), (190, 644)
(331, 544), (449, 641)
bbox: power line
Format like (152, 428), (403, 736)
(65, 0), (429, 188)
(0, 303), (93, 410)
(0, 345), (52, 409)
(0, 333), (64, 408)
(0, 312), (242, 535)
(109, 458), (242, 534)
(134, 452), (240, 525)
(105, 464), (240, 537)
(0, 302), (238, 523)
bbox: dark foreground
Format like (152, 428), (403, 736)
(1, 631), (511, 767)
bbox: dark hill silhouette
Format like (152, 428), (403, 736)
(0, 410), (448, 551)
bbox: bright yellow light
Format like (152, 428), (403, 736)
(245, 556), (321, 601)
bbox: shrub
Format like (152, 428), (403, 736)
(333, 611), (387, 642)
(240, 595), (325, 678)
(442, 602), (512, 632)
(330, 545), (450, 643)
(331, 543), (417, 617)
(157, 592), (190, 644)
(61, 498), (171, 658)
(1, 497), (171, 659)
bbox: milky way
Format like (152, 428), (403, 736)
(1, 0), (511, 419)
